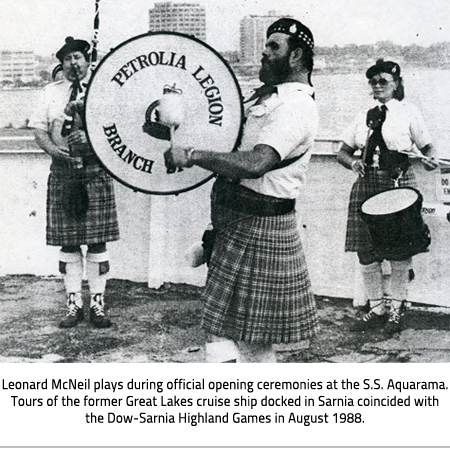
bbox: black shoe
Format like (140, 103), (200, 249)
(90, 294), (112, 328)
(349, 310), (387, 332)
(384, 302), (405, 335)
(59, 294), (84, 328)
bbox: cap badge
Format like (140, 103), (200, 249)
(289, 24), (298, 34)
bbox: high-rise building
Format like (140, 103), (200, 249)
(0, 50), (36, 83)
(149, 2), (206, 42)
(240, 11), (288, 66)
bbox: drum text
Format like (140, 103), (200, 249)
(103, 124), (155, 174)
(111, 52), (187, 87)
(192, 65), (224, 127)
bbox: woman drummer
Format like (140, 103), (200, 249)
(337, 59), (438, 334)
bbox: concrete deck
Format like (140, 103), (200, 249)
(1, 275), (449, 363)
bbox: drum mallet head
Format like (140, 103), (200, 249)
(158, 84), (185, 128)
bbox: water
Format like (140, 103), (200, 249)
(0, 89), (42, 129)
(241, 68), (450, 157)
(2, 68), (450, 156)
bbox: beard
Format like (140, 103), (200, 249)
(259, 54), (291, 85)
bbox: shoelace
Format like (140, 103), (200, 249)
(388, 307), (402, 324)
(67, 301), (80, 317)
(362, 300), (385, 322)
(91, 302), (105, 317)
(362, 310), (381, 322)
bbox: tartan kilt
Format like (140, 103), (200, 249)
(345, 168), (417, 253)
(200, 182), (319, 344)
(46, 161), (120, 246)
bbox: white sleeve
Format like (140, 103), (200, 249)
(408, 103), (433, 149)
(341, 112), (365, 149)
(256, 96), (317, 159)
(28, 87), (50, 132)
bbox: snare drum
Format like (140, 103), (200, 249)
(360, 187), (431, 260)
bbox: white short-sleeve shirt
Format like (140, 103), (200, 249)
(239, 82), (319, 199)
(342, 98), (432, 153)
(29, 74), (89, 133)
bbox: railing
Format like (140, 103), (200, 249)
(0, 134), (40, 153)
(314, 137), (342, 154)
(0, 136), (344, 154)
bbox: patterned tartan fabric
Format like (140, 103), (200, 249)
(345, 168), (417, 253)
(46, 161), (120, 246)
(200, 181), (319, 344)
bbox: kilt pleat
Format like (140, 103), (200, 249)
(345, 169), (417, 253)
(201, 186), (319, 344)
(46, 163), (120, 246)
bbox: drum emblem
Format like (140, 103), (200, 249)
(143, 84), (183, 142)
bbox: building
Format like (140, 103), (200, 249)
(0, 50), (36, 83)
(240, 11), (288, 66)
(149, 2), (206, 42)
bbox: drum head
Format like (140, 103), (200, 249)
(361, 188), (419, 216)
(85, 32), (243, 194)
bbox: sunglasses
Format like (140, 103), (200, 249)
(368, 78), (393, 87)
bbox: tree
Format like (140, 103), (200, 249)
(39, 70), (51, 82)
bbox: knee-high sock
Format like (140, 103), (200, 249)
(360, 262), (385, 314)
(59, 251), (83, 298)
(205, 335), (240, 363)
(390, 258), (412, 304)
(360, 261), (384, 300)
(86, 251), (109, 299)
(237, 341), (277, 363)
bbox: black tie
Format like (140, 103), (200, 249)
(244, 85), (277, 104)
(61, 81), (80, 137)
(365, 105), (387, 165)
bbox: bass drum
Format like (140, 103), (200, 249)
(84, 32), (243, 195)
(361, 187), (431, 261)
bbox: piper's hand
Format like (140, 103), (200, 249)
(56, 146), (71, 159)
(64, 99), (84, 116)
(351, 159), (366, 177)
(421, 157), (439, 171)
(68, 130), (88, 146)
(53, 146), (81, 165)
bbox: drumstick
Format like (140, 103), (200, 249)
(170, 125), (175, 146)
(396, 149), (450, 167)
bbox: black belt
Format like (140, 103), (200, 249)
(52, 154), (101, 169)
(214, 178), (295, 216)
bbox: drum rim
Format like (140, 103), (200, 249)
(84, 31), (244, 195)
(361, 186), (422, 217)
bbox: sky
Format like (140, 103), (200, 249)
(1, 0), (450, 57)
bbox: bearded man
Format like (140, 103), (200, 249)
(164, 18), (319, 362)
(30, 37), (120, 328)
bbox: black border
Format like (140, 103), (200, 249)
(84, 31), (244, 196)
